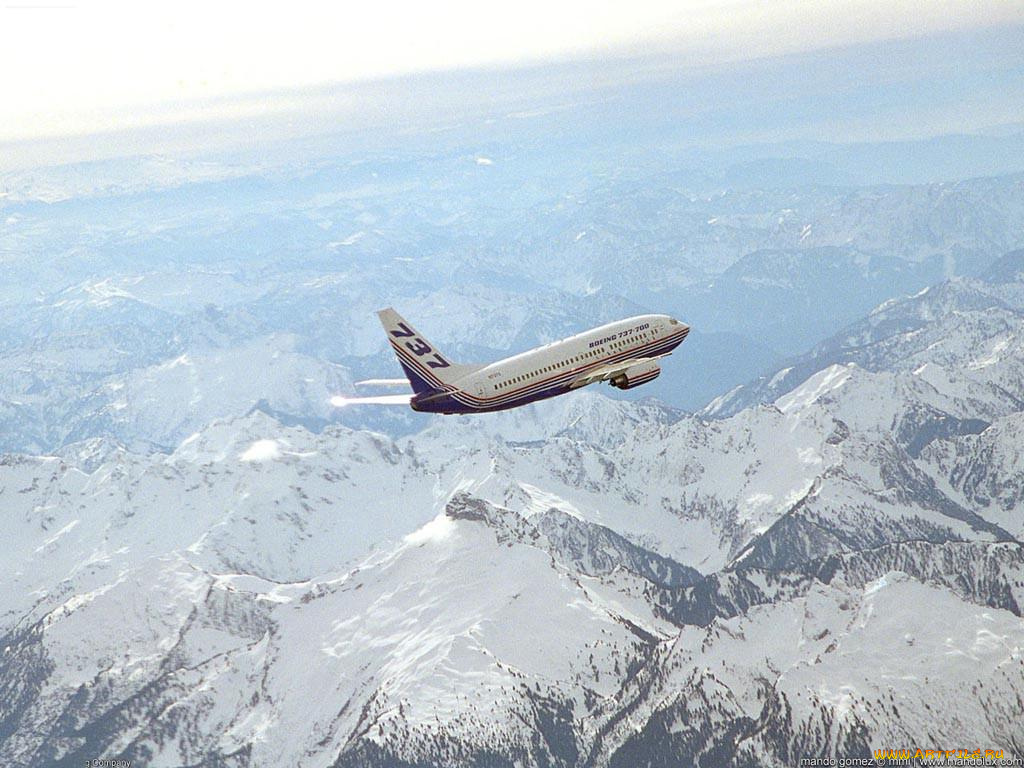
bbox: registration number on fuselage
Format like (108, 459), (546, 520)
(588, 322), (650, 349)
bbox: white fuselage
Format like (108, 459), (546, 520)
(411, 313), (689, 413)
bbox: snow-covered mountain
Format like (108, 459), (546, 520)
(4, 490), (1022, 766)
(3, 255), (1023, 765)
(704, 250), (1024, 420)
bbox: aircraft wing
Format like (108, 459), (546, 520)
(568, 354), (669, 389)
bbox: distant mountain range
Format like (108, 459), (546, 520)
(3, 148), (1024, 453)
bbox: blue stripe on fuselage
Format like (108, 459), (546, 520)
(399, 359), (446, 396)
(411, 326), (687, 413)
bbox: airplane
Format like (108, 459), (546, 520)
(375, 307), (689, 414)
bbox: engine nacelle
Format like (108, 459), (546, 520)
(610, 361), (661, 390)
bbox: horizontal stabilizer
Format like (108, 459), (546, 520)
(330, 394), (413, 407)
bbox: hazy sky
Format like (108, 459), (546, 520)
(2, 0), (1023, 143)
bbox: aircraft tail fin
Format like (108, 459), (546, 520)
(376, 308), (480, 395)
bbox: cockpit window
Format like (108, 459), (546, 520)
(669, 318), (679, 325)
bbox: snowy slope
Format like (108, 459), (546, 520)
(0, 412), (442, 634)
(705, 273), (1024, 419)
(6, 493), (1022, 767)
(919, 411), (1024, 537)
(595, 570), (1024, 767)
(3, 495), (681, 767)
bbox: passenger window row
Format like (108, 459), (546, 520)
(496, 333), (658, 390)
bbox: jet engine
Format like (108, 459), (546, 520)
(610, 360), (661, 390)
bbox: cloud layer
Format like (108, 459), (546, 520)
(3, 0), (1022, 142)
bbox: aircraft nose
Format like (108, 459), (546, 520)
(668, 316), (691, 335)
